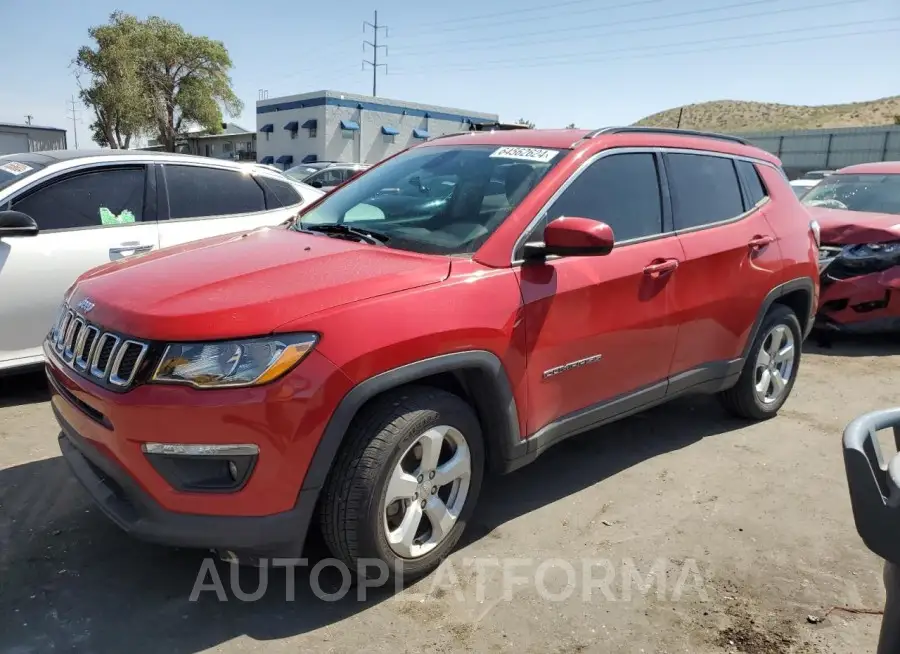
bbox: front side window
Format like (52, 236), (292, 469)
(11, 167), (145, 231)
(666, 153), (745, 230)
(295, 144), (563, 255)
(801, 173), (900, 215)
(164, 165), (266, 219)
(521, 152), (663, 257)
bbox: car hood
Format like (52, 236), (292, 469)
(68, 227), (451, 341)
(806, 206), (900, 245)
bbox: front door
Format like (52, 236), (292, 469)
(517, 151), (684, 435)
(0, 165), (158, 368)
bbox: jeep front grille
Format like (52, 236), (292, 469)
(49, 306), (149, 389)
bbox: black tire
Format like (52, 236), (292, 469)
(719, 304), (803, 420)
(319, 385), (484, 585)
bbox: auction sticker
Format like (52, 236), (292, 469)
(0, 161), (32, 175)
(489, 147), (557, 163)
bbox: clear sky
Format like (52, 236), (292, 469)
(1, 0), (898, 147)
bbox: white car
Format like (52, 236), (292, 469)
(789, 178), (820, 198)
(0, 150), (323, 374)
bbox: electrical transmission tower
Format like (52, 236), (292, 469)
(66, 95), (81, 149)
(363, 10), (388, 97)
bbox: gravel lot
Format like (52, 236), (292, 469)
(2, 336), (899, 654)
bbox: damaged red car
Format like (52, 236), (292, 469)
(803, 161), (900, 334)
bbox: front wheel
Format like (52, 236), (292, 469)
(720, 304), (803, 420)
(319, 386), (484, 584)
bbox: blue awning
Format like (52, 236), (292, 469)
(260, 156), (275, 164)
(283, 121), (298, 131)
(276, 155), (293, 165)
(301, 154), (318, 163)
(340, 120), (360, 131)
(260, 124), (274, 133)
(412, 128), (430, 139)
(381, 125), (399, 136)
(301, 119), (317, 129)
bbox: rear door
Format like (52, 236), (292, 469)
(0, 164), (157, 367)
(156, 163), (303, 248)
(665, 152), (784, 381)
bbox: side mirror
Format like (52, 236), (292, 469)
(0, 210), (39, 238)
(310, 180), (324, 189)
(524, 217), (614, 260)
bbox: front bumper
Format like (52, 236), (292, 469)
(57, 412), (316, 553)
(817, 268), (900, 333)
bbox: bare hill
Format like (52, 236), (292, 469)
(634, 96), (900, 132)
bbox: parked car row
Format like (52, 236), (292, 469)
(284, 161), (370, 191)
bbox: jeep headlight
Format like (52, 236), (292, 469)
(152, 334), (318, 388)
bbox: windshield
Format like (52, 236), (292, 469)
(801, 173), (900, 215)
(294, 144), (564, 255)
(0, 159), (46, 193)
(284, 165), (324, 181)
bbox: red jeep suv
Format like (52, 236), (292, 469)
(45, 127), (819, 581)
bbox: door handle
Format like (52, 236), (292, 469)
(643, 258), (679, 278)
(109, 244), (153, 256)
(748, 235), (775, 250)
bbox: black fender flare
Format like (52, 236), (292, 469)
(741, 276), (817, 361)
(300, 350), (522, 492)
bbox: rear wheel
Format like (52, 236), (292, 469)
(319, 386), (484, 584)
(720, 304), (802, 420)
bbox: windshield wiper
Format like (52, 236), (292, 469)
(298, 223), (390, 246)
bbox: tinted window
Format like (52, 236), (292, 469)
(12, 167), (144, 231)
(736, 160), (768, 207)
(666, 154), (744, 230)
(258, 176), (303, 207)
(537, 153), (663, 244)
(165, 165), (265, 219)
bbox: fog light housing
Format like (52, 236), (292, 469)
(141, 443), (258, 492)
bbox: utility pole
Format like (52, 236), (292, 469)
(363, 10), (388, 97)
(66, 95), (81, 149)
(24, 115), (33, 125)
(676, 106), (685, 129)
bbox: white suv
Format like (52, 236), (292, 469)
(0, 150), (323, 374)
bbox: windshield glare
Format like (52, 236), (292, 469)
(0, 159), (45, 193)
(294, 144), (563, 255)
(801, 173), (900, 215)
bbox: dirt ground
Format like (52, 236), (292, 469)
(2, 336), (899, 654)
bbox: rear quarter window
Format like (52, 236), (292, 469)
(665, 153), (745, 230)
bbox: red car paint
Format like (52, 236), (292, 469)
(45, 127), (819, 554)
(804, 162), (900, 333)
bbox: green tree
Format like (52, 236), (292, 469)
(74, 11), (150, 149)
(74, 12), (242, 151)
(138, 16), (242, 151)
(565, 122), (577, 129)
(516, 118), (536, 129)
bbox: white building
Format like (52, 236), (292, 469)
(256, 90), (499, 168)
(0, 122), (67, 155)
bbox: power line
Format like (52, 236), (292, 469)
(66, 95), (81, 149)
(397, 0), (669, 37)
(393, 0), (778, 46)
(363, 10), (389, 97)
(388, 0), (876, 56)
(390, 24), (900, 76)
(404, 0), (664, 29)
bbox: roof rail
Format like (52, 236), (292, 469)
(585, 126), (749, 146)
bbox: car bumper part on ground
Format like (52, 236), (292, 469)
(44, 340), (354, 554)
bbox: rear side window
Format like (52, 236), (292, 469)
(11, 167), (145, 231)
(539, 152), (663, 243)
(666, 153), (745, 230)
(164, 165), (266, 219)
(736, 160), (768, 207)
(257, 176), (303, 207)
